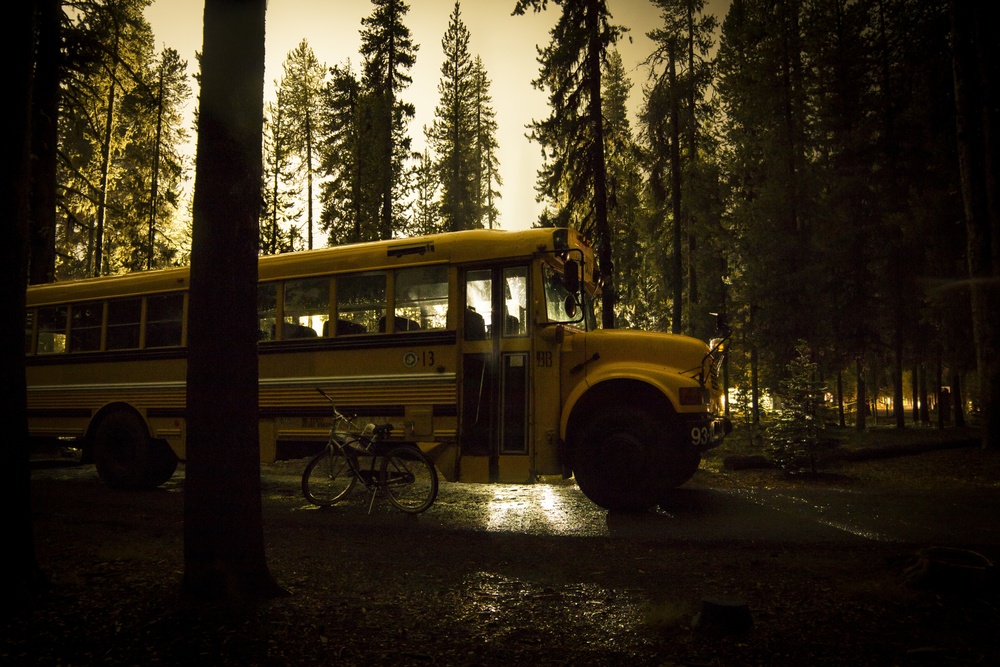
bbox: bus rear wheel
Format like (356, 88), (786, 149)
(93, 409), (177, 490)
(572, 406), (662, 512)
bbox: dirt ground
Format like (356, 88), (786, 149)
(6, 431), (1000, 666)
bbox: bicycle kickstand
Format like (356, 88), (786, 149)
(367, 484), (378, 514)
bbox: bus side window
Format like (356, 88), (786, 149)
(146, 293), (184, 348)
(258, 283), (278, 341)
(70, 301), (103, 352)
(465, 270), (492, 340)
(282, 277), (329, 339)
(395, 266), (448, 331)
(36, 305), (67, 354)
(503, 266), (528, 337)
(337, 272), (385, 334)
(106, 298), (141, 350)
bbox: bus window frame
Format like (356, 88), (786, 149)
(69, 300), (105, 353)
(36, 304), (68, 355)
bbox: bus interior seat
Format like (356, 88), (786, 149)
(378, 315), (421, 333)
(322, 319), (368, 336)
(280, 322), (318, 339)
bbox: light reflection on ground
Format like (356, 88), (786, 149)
(460, 571), (645, 643)
(484, 484), (580, 535)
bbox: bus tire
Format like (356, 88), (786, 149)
(93, 409), (173, 490)
(572, 406), (662, 512)
(661, 448), (701, 489)
(144, 439), (179, 487)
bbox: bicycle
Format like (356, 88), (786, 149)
(302, 388), (438, 513)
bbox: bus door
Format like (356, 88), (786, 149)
(460, 265), (531, 482)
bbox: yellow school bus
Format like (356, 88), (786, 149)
(25, 228), (730, 510)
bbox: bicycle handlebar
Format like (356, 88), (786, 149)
(317, 387), (392, 440)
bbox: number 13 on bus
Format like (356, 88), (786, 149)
(25, 228), (731, 511)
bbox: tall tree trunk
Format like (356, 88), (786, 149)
(586, 2), (614, 329)
(2, 0), (47, 615)
(751, 341), (760, 426)
(148, 63), (164, 270)
(29, 0), (60, 285)
(685, 3), (698, 309)
(936, 356), (945, 429)
(919, 364), (930, 424)
(951, 0), (1000, 448)
(837, 371), (845, 427)
(95, 27), (121, 277)
(893, 325), (905, 428)
(305, 108), (314, 249)
(855, 358), (866, 431)
(951, 368), (966, 428)
(668, 40), (683, 334)
(184, 0), (284, 603)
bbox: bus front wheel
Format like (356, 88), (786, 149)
(93, 410), (177, 489)
(572, 406), (662, 512)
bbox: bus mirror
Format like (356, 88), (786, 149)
(563, 295), (578, 318)
(564, 260), (580, 293)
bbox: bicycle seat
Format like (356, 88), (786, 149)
(373, 424), (393, 439)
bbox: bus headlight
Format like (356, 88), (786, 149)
(679, 387), (708, 406)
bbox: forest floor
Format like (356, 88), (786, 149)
(6, 425), (1000, 666)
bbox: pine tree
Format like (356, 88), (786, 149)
(360, 0), (418, 240)
(601, 51), (649, 329)
(717, 0), (814, 400)
(29, 0), (62, 285)
(471, 56), (502, 229)
(427, 2), (477, 232)
(766, 341), (831, 473)
(405, 147), (441, 236)
(58, 0), (160, 278)
(144, 47), (192, 269)
(184, 0), (284, 604)
(643, 0), (719, 335)
(277, 39), (326, 249)
(515, 0), (624, 329)
(319, 61), (384, 244)
(261, 88), (300, 254)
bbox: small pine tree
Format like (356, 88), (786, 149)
(767, 341), (830, 473)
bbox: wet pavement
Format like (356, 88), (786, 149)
(23, 455), (1000, 666)
(32, 458), (995, 548)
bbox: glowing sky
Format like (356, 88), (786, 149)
(144, 0), (727, 234)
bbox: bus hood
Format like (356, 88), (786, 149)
(579, 328), (713, 384)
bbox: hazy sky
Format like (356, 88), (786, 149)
(145, 0), (730, 234)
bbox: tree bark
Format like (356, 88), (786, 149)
(183, 0), (284, 603)
(950, 0), (1000, 448)
(586, 1), (615, 330)
(837, 371), (845, 427)
(28, 0), (60, 285)
(855, 359), (866, 431)
(2, 0), (47, 615)
(919, 364), (930, 424)
(951, 368), (966, 428)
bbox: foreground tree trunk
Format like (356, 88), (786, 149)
(29, 0), (60, 285)
(2, 0), (46, 615)
(951, 1), (1000, 449)
(183, 0), (284, 603)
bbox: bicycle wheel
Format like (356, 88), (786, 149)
(302, 447), (357, 506)
(380, 446), (438, 513)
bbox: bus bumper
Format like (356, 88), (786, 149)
(679, 414), (732, 453)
